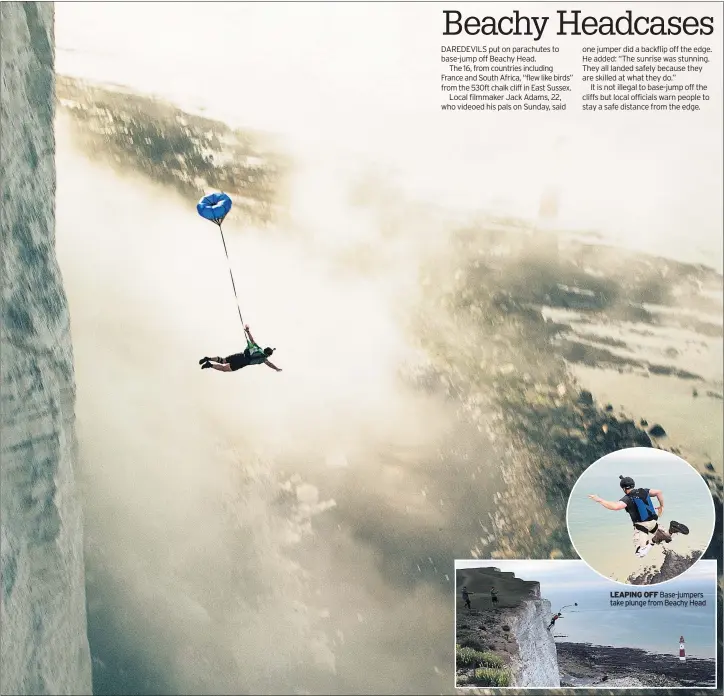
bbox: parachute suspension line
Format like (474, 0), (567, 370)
(215, 220), (246, 337)
(196, 191), (253, 346)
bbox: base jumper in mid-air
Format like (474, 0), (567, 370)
(200, 325), (282, 373)
(195, 193), (282, 376)
(589, 475), (689, 559)
(547, 612), (563, 631)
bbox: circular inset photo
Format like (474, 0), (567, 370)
(566, 448), (715, 585)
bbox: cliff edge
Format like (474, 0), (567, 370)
(1, 3), (92, 694)
(627, 548), (705, 585)
(456, 567), (560, 688)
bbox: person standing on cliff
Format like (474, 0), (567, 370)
(588, 475), (688, 558)
(461, 586), (472, 610)
(490, 588), (499, 608)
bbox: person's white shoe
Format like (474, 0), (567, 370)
(635, 544), (652, 558)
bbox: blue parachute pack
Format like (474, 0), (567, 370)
(629, 489), (658, 523)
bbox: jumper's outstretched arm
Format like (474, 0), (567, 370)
(589, 494), (626, 511)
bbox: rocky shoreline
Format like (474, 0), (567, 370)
(418, 223), (723, 567)
(56, 76), (289, 224)
(557, 641), (716, 688)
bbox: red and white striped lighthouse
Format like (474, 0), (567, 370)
(679, 636), (686, 662)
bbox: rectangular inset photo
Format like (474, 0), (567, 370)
(455, 559), (717, 689)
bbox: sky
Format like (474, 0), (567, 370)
(456, 559), (717, 658)
(54, 1), (724, 269)
(567, 448), (717, 582)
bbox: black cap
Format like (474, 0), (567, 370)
(619, 475), (635, 489)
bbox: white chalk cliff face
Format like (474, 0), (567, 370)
(508, 597), (560, 688)
(457, 567), (560, 688)
(1, 3), (93, 694)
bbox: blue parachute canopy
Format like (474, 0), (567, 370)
(197, 192), (232, 224)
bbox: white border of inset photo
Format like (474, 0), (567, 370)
(453, 559), (718, 690)
(565, 447), (716, 586)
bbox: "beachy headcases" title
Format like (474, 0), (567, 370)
(442, 10), (715, 42)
